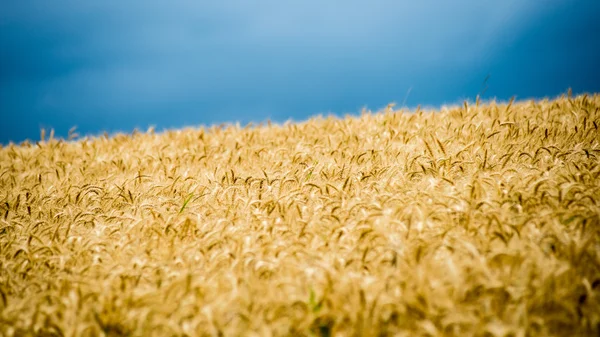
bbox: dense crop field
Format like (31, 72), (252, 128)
(1, 93), (599, 336)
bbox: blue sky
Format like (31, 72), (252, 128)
(1, 1), (599, 144)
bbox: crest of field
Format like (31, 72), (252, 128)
(1, 93), (599, 336)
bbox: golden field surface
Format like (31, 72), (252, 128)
(1, 94), (600, 337)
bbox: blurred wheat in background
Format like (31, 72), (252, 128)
(1, 93), (599, 336)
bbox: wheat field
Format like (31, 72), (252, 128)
(1, 93), (599, 336)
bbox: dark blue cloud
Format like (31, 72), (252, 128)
(1, 1), (599, 144)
